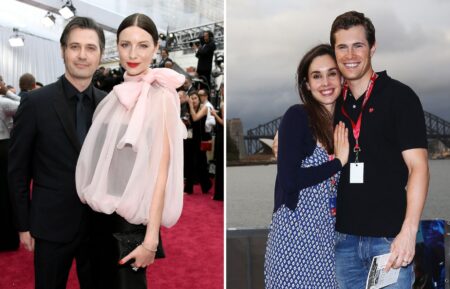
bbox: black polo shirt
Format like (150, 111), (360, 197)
(335, 71), (427, 237)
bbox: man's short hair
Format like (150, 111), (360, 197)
(198, 88), (209, 96)
(330, 11), (376, 49)
(164, 61), (173, 68)
(19, 73), (36, 91)
(60, 17), (105, 54)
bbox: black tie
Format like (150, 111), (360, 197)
(76, 93), (88, 144)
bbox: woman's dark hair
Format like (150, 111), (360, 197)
(188, 90), (198, 97)
(188, 90), (200, 112)
(330, 11), (376, 49)
(117, 13), (159, 46)
(60, 17), (105, 54)
(200, 31), (214, 45)
(204, 31), (214, 39)
(297, 44), (337, 154)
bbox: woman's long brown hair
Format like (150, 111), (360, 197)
(296, 44), (337, 154)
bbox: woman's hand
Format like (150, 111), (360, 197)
(118, 243), (157, 270)
(211, 108), (219, 117)
(272, 131), (279, 159)
(334, 121), (349, 166)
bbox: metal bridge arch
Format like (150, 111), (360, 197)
(245, 111), (450, 155)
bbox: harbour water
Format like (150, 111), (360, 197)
(227, 160), (450, 228)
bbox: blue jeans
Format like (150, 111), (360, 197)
(335, 233), (414, 289)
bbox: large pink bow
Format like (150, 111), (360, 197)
(114, 68), (185, 110)
(112, 68), (185, 151)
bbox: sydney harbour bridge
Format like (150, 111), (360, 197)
(244, 111), (450, 155)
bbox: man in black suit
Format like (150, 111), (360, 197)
(194, 31), (216, 87)
(181, 76), (196, 95)
(18, 73), (36, 97)
(158, 48), (173, 68)
(8, 17), (106, 289)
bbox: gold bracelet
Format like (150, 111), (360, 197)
(140, 243), (157, 253)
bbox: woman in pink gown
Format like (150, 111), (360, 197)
(75, 13), (186, 289)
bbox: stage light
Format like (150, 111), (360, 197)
(159, 33), (166, 40)
(59, 0), (76, 19)
(42, 12), (56, 27)
(9, 28), (24, 47)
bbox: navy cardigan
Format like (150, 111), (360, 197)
(274, 104), (342, 212)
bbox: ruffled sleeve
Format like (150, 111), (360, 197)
(159, 87), (186, 227)
(76, 68), (186, 227)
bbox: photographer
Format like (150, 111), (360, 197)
(193, 31), (216, 87)
(158, 48), (173, 68)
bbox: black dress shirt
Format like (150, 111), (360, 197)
(61, 75), (95, 130)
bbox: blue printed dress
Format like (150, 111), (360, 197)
(265, 145), (340, 289)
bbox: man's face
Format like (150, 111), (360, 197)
(198, 90), (208, 103)
(178, 91), (187, 103)
(333, 25), (375, 81)
(183, 79), (191, 90)
(164, 61), (173, 68)
(0, 77), (5, 95)
(161, 50), (168, 59)
(203, 32), (209, 42)
(61, 28), (101, 83)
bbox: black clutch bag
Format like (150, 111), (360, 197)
(113, 229), (165, 260)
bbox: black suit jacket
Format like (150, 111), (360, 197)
(8, 77), (106, 243)
(196, 41), (216, 73)
(158, 57), (173, 68)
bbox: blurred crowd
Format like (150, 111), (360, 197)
(0, 30), (223, 251)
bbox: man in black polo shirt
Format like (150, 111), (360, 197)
(331, 11), (429, 289)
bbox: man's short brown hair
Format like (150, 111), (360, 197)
(19, 73), (36, 91)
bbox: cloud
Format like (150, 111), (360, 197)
(227, 0), (450, 130)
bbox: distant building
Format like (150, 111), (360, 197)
(428, 139), (450, 159)
(227, 118), (247, 159)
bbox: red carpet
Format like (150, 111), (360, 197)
(0, 185), (223, 289)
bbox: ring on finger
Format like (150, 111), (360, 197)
(131, 266), (139, 271)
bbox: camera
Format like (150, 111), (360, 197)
(189, 39), (201, 48)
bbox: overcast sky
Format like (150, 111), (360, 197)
(227, 0), (450, 131)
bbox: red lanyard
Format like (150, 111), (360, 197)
(341, 72), (378, 157)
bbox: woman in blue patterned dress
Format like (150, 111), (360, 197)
(265, 44), (349, 288)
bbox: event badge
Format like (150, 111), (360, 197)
(341, 72), (377, 185)
(350, 162), (364, 183)
(329, 197), (337, 216)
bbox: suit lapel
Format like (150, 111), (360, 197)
(52, 78), (82, 152)
(93, 87), (106, 107)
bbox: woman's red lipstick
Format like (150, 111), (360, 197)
(127, 62), (139, 68)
